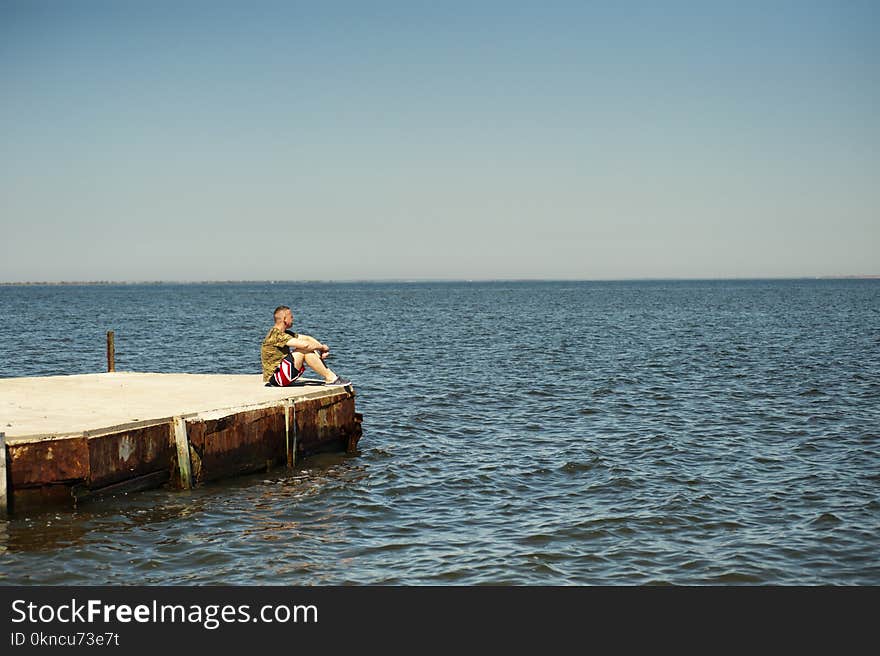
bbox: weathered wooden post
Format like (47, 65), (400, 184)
(0, 432), (8, 518)
(285, 400), (298, 469)
(106, 330), (115, 372)
(172, 417), (192, 490)
(284, 403), (291, 468)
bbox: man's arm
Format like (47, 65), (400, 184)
(286, 334), (328, 353)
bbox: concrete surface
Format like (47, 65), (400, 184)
(0, 371), (349, 441)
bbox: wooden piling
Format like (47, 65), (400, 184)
(106, 330), (115, 372)
(0, 432), (8, 517)
(290, 401), (298, 468)
(284, 402), (291, 468)
(284, 400), (299, 468)
(172, 416), (192, 490)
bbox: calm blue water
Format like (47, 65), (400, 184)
(1, 280), (878, 584)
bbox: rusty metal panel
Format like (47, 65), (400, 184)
(8, 437), (89, 488)
(294, 391), (361, 456)
(87, 423), (174, 489)
(187, 407), (286, 484)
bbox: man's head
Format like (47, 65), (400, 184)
(273, 305), (293, 329)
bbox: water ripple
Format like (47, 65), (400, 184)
(1, 280), (879, 584)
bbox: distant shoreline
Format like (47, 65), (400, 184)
(1, 276), (878, 286)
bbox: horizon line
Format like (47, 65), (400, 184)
(2, 275), (879, 286)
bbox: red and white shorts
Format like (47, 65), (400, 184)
(267, 354), (305, 387)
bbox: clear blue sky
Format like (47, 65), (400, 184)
(2, 0), (878, 281)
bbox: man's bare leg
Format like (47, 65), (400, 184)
(302, 351), (337, 383)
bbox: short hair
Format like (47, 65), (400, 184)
(273, 305), (290, 320)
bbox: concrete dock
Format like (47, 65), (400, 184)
(0, 372), (362, 513)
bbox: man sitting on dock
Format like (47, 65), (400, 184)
(261, 306), (350, 387)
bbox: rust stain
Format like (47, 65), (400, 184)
(8, 437), (89, 487)
(294, 391), (361, 456)
(187, 407), (287, 484)
(87, 424), (175, 489)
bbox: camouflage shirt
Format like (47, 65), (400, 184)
(261, 327), (298, 382)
